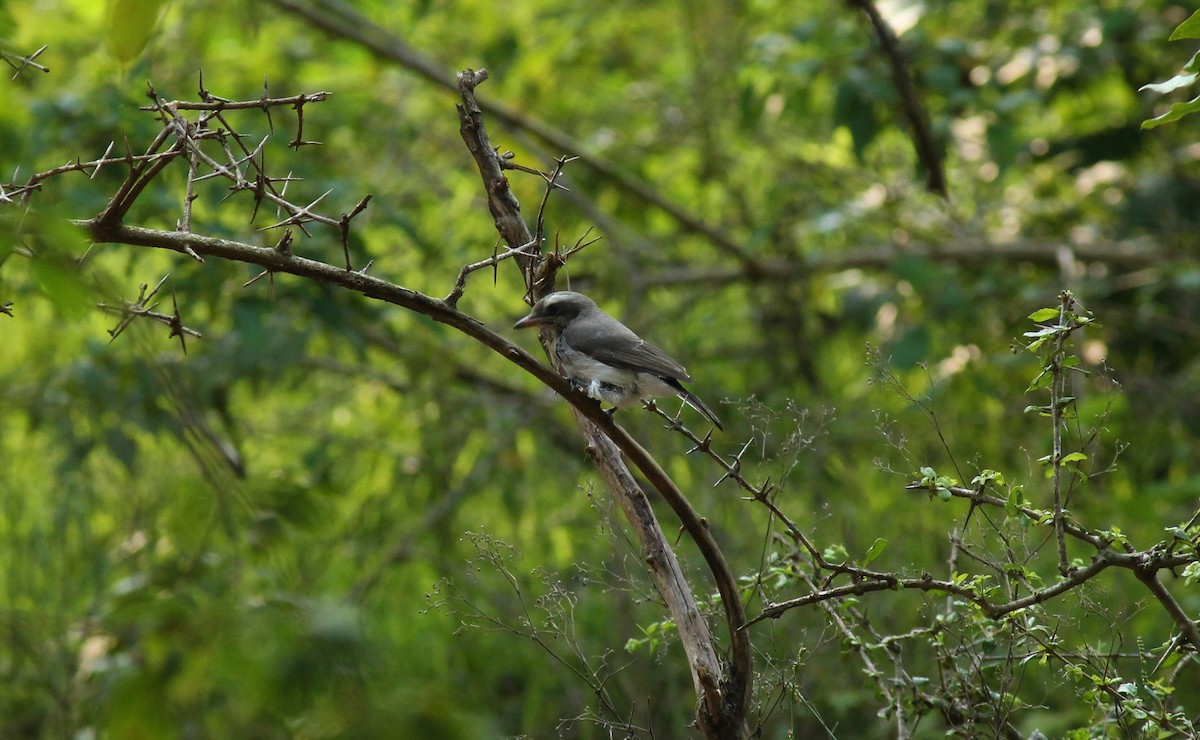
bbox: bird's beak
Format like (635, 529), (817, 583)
(513, 312), (547, 330)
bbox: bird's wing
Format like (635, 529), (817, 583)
(572, 331), (692, 381)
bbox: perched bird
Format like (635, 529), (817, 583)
(514, 291), (724, 431)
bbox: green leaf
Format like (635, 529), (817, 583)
(1170, 9), (1200, 40)
(1025, 369), (1053, 393)
(862, 538), (887, 566)
(1142, 93), (1200, 129)
(1027, 307), (1059, 322)
(1004, 486), (1024, 516)
(1060, 452), (1088, 464)
(972, 469), (1004, 487)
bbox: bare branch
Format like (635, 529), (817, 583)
(444, 239), (538, 309)
(138, 91), (332, 112)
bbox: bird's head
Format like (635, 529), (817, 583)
(513, 291), (597, 330)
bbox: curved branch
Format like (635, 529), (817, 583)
(79, 218), (751, 736)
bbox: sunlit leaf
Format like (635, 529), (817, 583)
(1170, 9), (1200, 40)
(863, 538), (887, 565)
(1028, 307), (1059, 322)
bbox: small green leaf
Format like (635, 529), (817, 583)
(1142, 93), (1200, 129)
(1005, 487), (1024, 516)
(863, 538), (887, 566)
(1028, 307), (1059, 322)
(919, 466), (936, 478)
(936, 488), (952, 502)
(1060, 452), (1088, 464)
(1170, 9), (1200, 40)
(972, 469), (1004, 487)
(1025, 369), (1053, 393)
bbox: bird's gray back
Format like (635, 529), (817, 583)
(562, 312), (692, 381)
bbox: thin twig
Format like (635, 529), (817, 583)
(3, 45), (50, 78)
(444, 239), (538, 308)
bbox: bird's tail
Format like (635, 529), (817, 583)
(678, 390), (725, 432)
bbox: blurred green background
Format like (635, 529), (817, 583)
(2, 0), (1199, 736)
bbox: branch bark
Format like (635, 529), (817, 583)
(77, 213), (753, 737)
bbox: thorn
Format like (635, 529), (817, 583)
(170, 291), (187, 354)
(274, 228), (293, 255)
(147, 273), (171, 301)
(90, 141), (116, 179)
(243, 269), (271, 288)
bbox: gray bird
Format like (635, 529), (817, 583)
(514, 291), (724, 431)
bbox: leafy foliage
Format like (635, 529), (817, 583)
(2, 0), (1200, 737)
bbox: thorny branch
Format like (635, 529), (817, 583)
(99, 273), (201, 352)
(644, 379), (1200, 659)
(3, 80), (373, 329)
(2, 45), (49, 79)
